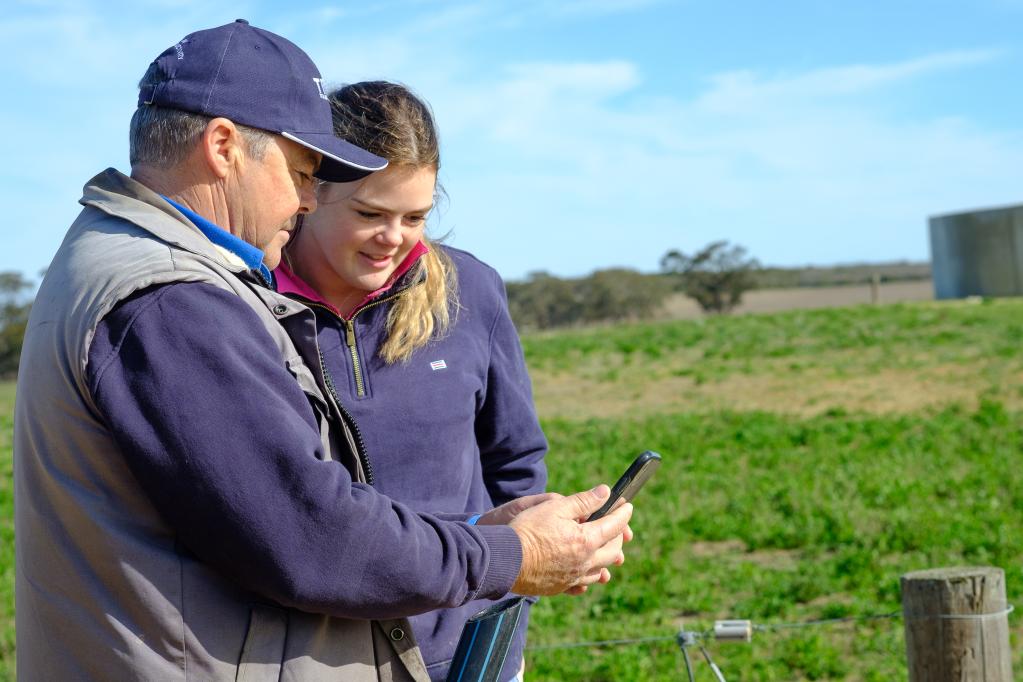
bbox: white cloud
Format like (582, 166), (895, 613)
(4, 1), (1020, 280)
(697, 48), (1005, 114)
(549, 0), (666, 15)
(487, 0), (671, 24)
(504, 61), (641, 96)
(448, 61), (640, 143)
(427, 49), (1023, 276)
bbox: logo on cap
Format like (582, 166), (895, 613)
(174, 38), (189, 60)
(313, 78), (328, 101)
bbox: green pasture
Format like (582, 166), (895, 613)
(0, 381), (14, 680)
(526, 298), (1023, 419)
(1, 299), (1021, 679)
(530, 406), (1021, 680)
(526, 299), (1023, 680)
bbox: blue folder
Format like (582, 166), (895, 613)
(446, 596), (525, 682)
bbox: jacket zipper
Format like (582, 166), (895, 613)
(284, 274), (425, 478)
(307, 290), (410, 398)
(317, 346), (375, 485)
(342, 292), (407, 397)
(344, 323), (365, 397)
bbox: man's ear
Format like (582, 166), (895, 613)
(201, 117), (243, 179)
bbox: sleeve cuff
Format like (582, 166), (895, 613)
(429, 511), (476, 523)
(472, 524), (522, 599)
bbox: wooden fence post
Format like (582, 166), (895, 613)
(901, 566), (1013, 681)
(870, 272), (881, 305)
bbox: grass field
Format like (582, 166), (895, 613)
(0, 381), (14, 680)
(1, 298), (1021, 679)
(525, 298), (1023, 680)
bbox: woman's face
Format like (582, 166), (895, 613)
(298, 165), (436, 306)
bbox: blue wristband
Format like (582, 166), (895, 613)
(467, 513), (482, 525)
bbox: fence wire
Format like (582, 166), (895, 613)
(530, 611), (905, 681)
(527, 610), (904, 652)
(529, 606), (1014, 680)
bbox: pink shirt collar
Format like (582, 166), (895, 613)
(275, 241), (430, 319)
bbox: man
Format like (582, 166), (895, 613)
(14, 20), (632, 682)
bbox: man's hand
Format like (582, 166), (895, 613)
(508, 485), (633, 596)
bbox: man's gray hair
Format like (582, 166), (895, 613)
(129, 63), (273, 168)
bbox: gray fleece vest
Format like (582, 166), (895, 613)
(14, 169), (430, 682)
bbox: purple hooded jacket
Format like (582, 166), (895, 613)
(277, 245), (548, 681)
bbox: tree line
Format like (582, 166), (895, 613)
(508, 241), (760, 330)
(0, 242), (932, 375)
(506, 243), (933, 330)
(0, 244), (747, 375)
(0, 272), (33, 378)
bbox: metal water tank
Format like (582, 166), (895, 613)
(928, 203), (1023, 299)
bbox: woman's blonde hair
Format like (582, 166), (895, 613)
(328, 81), (457, 364)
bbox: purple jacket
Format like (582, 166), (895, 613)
(277, 246), (548, 681)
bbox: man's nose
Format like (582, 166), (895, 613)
(298, 182), (318, 214)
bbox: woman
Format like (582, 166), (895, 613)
(277, 81), (546, 682)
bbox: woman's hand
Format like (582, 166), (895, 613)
(476, 492), (562, 526)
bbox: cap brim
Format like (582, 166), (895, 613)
(281, 131), (388, 183)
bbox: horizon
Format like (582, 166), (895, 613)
(4, 1), (1022, 282)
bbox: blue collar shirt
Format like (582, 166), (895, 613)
(163, 196), (274, 286)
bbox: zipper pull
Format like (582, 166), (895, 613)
(345, 323), (356, 348)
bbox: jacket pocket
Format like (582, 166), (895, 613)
(236, 605), (288, 682)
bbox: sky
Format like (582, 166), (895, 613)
(4, 0), (1023, 282)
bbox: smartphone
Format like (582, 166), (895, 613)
(585, 450), (661, 522)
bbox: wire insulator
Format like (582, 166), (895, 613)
(713, 620), (753, 642)
(677, 630), (700, 647)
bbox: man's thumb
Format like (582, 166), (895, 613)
(563, 484), (611, 519)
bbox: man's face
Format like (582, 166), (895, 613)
(231, 135), (320, 269)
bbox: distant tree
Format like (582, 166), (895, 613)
(506, 268), (672, 330)
(577, 268), (671, 323)
(506, 271), (584, 330)
(661, 241), (759, 314)
(0, 271), (33, 377)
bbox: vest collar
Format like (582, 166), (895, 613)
(80, 168), (248, 275)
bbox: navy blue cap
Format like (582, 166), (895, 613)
(139, 20), (386, 182)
